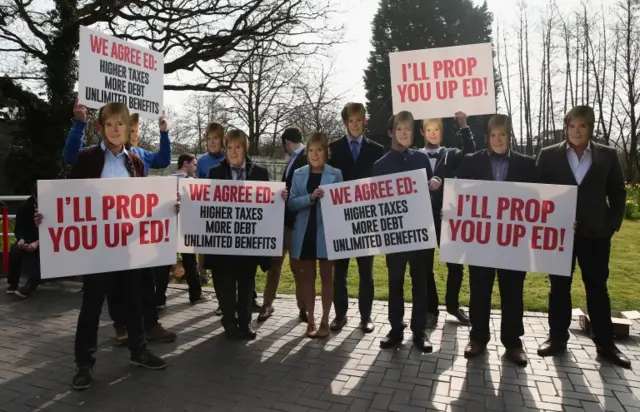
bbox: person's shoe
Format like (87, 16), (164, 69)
(425, 313), (438, 329)
(413, 332), (433, 353)
(114, 326), (128, 346)
(330, 316), (348, 331)
(464, 341), (486, 358)
(72, 365), (93, 391)
(316, 322), (330, 338)
(380, 330), (403, 349)
(447, 308), (470, 325)
(537, 339), (567, 357)
(190, 294), (211, 305)
(130, 350), (167, 370)
(359, 318), (374, 333)
(505, 348), (528, 366)
(235, 325), (257, 340)
(6, 285), (17, 295)
(252, 300), (261, 313)
(299, 309), (308, 323)
(214, 306), (223, 316)
(306, 323), (318, 338)
(597, 345), (632, 369)
(145, 323), (177, 343)
(257, 305), (274, 322)
(15, 284), (33, 299)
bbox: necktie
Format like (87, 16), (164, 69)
(427, 152), (441, 160)
(350, 140), (360, 161)
(233, 167), (244, 180)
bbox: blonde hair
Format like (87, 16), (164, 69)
(422, 118), (443, 131)
(99, 102), (130, 127)
(564, 106), (595, 134)
(394, 111), (415, 131)
(306, 132), (329, 161)
(225, 129), (249, 151)
(342, 102), (366, 121)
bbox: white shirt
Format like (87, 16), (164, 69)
(285, 146), (304, 179)
(566, 143), (592, 185)
(231, 162), (246, 180)
(419, 147), (444, 172)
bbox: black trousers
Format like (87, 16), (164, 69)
(212, 260), (258, 329)
(386, 249), (431, 334)
(75, 270), (146, 366)
(548, 235), (614, 347)
(333, 256), (374, 320)
(155, 253), (202, 305)
(110, 267), (158, 330)
(469, 266), (525, 348)
(7, 244), (41, 289)
(428, 217), (464, 315)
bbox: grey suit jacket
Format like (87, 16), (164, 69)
(536, 141), (626, 239)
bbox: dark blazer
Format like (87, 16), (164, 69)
(456, 149), (539, 183)
(537, 141), (626, 238)
(14, 196), (38, 243)
(282, 149), (307, 228)
(328, 136), (385, 181)
(68, 145), (146, 179)
(204, 157), (272, 272)
(427, 128), (477, 213)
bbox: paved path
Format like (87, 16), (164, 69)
(0, 282), (639, 412)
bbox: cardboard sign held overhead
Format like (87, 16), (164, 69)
(78, 26), (164, 120)
(389, 43), (496, 120)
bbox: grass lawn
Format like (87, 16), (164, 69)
(256, 219), (640, 312)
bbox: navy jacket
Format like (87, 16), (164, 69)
(373, 147), (441, 180)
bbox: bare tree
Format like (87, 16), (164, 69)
(516, 0), (534, 155)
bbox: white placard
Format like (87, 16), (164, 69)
(78, 26), (164, 119)
(389, 43), (496, 119)
(320, 169), (438, 260)
(37, 177), (178, 279)
(439, 179), (577, 275)
(178, 178), (286, 256)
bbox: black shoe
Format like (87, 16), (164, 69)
(447, 308), (470, 325)
(359, 318), (374, 333)
(235, 326), (257, 341)
(413, 332), (433, 353)
(15, 284), (33, 299)
(72, 365), (93, 391)
(252, 300), (261, 313)
(299, 309), (308, 323)
(330, 316), (348, 331)
(130, 350), (167, 370)
(537, 339), (567, 357)
(214, 306), (223, 316)
(380, 331), (403, 349)
(425, 313), (438, 329)
(597, 345), (632, 369)
(6, 285), (17, 295)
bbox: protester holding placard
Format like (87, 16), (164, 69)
(418, 112), (475, 327)
(259, 128), (308, 322)
(536, 106), (630, 369)
(288, 132), (342, 338)
(64, 98), (172, 175)
(373, 111), (440, 352)
(36, 102), (167, 391)
(455, 114), (538, 366)
(155, 154), (210, 307)
(327, 102), (385, 333)
(203, 130), (287, 340)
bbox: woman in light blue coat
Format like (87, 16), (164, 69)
(288, 132), (343, 338)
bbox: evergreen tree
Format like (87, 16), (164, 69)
(364, 0), (498, 149)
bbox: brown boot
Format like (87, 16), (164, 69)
(145, 323), (177, 343)
(464, 341), (486, 358)
(505, 348), (528, 366)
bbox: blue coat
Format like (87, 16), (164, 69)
(288, 164), (343, 260)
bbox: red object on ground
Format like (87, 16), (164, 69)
(1, 206), (8, 273)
